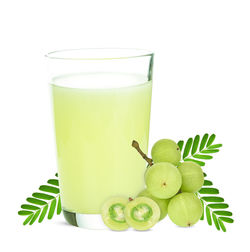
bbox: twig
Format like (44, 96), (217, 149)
(132, 140), (153, 166)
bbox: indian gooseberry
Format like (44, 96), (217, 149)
(168, 192), (203, 227)
(138, 189), (170, 221)
(101, 197), (129, 231)
(124, 197), (160, 230)
(151, 139), (181, 166)
(145, 162), (182, 199)
(178, 161), (204, 192)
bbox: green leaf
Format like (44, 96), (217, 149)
(199, 188), (219, 194)
(19, 173), (60, 225)
(23, 214), (34, 225)
(200, 199), (204, 220)
(200, 149), (219, 154)
(57, 196), (62, 215)
(38, 205), (49, 223)
(201, 196), (224, 202)
(26, 197), (47, 206)
(191, 135), (200, 155)
(180, 134), (221, 166)
(177, 140), (184, 151)
(199, 133), (209, 151)
(47, 179), (59, 186)
(18, 210), (34, 216)
(32, 193), (55, 200)
(206, 134), (216, 147)
(183, 158), (205, 166)
(21, 204), (40, 211)
(208, 203), (229, 209)
(193, 154), (213, 160)
(198, 170), (233, 232)
(207, 144), (222, 149)
(39, 185), (60, 194)
(48, 198), (57, 219)
(203, 172), (207, 177)
(219, 217), (234, 223)
(213, 211), (232, 216)
(218, 218), (226, 232)
(212, 213), (220, 230)
(29, 209), (41, 225)
(206, 206), (212, 225)
(183, 138), (193, 159)
(203, 180), (213, 186)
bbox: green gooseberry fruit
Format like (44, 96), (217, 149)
(168, 192), (203, 227)
(178, 161), (204, 192)
(151, 139), (181, 166)
(145, 162), (182, 199)
(101, 196), (129, 231)
(124, 196), (160, 230)
(138, 189), (170, 221)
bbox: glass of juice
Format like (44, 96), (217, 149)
(46, 48), (154, 229)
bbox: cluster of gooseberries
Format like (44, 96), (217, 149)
(101, 139), (204, 231)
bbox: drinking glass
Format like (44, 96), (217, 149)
(46, 48), (154, 229)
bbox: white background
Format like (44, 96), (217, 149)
(1, 0), (249, 251)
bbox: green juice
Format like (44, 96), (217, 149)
(52, 73), (152, 214)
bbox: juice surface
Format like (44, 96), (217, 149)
(52, 73), (152, 214)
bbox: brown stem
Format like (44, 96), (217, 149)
(132, 140), (153, 166)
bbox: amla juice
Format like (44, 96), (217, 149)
(52, 73), (152, 214)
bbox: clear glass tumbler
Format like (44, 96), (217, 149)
(46, 48), (154, 229)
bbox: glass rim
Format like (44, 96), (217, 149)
(45, 48), (154, 61)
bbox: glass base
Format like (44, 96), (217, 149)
(63, 209), (107, 229)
